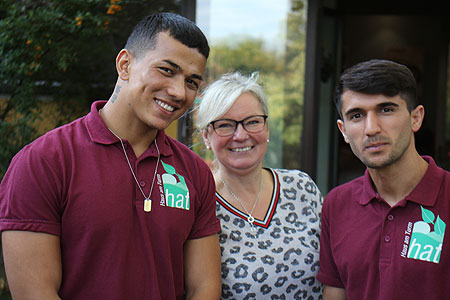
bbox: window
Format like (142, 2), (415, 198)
(193, 0), (308, 169)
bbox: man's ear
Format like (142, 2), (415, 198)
(337, 119), (349, 143)
(411, 105), (425, 133)
(116, 49), (132, 81)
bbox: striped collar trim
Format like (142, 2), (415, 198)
(216, 168), (280, 228)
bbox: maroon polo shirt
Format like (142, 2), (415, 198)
(0, 101), (220, 300)
(318, 156), (450, 300)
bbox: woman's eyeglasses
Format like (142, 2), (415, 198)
(209, 115), (268, 137)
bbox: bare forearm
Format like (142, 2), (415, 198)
(184, 234), (221, 300)
(323, 285), (347, 300)
(2, 231), (62, 300)
(185, 285), (221, 300)
(9, 288), (62, 300)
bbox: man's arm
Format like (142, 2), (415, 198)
(183, 234), (221, 300)
(2, 231), (62, 300)
(323, 285), (347, 300)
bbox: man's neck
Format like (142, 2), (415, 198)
(100, 99), (158, 158)
(368, 152), (428, 207)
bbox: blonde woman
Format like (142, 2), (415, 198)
(196, 72), (323, 299)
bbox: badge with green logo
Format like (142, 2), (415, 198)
(407, 206), (445, 263)
(161, 161), (190, 210)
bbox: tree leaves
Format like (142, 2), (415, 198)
(0, 0), (181, 179)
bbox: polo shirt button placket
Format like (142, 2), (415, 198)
(384, 214), (394, 243)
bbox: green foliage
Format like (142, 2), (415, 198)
(207, 37), (283, 77)
(280, 8), (308, 168)
(192, 1), (308, 170)
(0, 0), (180, 179)
(0, 0), (110, 179)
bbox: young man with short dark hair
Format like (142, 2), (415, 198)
(318, 59), (450, 300)
(0, 12), (221, 300)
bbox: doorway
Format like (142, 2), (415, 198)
(307, 0), (450, 193)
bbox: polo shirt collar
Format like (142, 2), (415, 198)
(85, 100), (174, 157)
(360, 156), (445, 207)
(361, 170), (378, 205)
(406, 156), (444, 206)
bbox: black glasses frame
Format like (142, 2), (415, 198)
(209, 115), (268, 137)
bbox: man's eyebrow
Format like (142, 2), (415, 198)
(377, 101), (399, 108)
(343, 107), (363, 119)
(163, 59), (181, 71)
(343, 101), (400, 119)
(162, 59), (203, 81)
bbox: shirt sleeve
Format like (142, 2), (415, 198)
(187, 159), (220, 240)
(0, 141), (62, 236)
(316, 191), (345, 288)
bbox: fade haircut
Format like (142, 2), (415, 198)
(196, 72), (269, 131)
(335, 59), (417, 119)
(124, 12), (209, 60)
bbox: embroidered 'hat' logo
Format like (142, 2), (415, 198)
(407, 206), (446, 263)
(161, 160), (190, 210)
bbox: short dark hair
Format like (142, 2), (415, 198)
(124, 12), (209, 60)
(334, 59), (417, 118)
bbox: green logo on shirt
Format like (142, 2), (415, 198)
(161, 160), (190, 210)
(406, 206), (445, 263)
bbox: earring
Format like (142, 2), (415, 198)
(206, 145), (211, 150)
(267, 139), (270, 142)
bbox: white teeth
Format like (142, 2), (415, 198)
(232, 146), (252, 152)
(155, 99), (175, 112)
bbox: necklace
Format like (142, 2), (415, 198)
(222, 175), (264, 233)
(108, 128), (160, 213)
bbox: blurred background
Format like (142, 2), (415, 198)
(0, 0), (449, 297)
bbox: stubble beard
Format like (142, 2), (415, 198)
(357, 135), (412, 169)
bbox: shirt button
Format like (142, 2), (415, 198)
(384, 236), (391, 243)
(140, 181), (146, 187)
(387, 214), (394, 221)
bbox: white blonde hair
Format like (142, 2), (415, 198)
(196, 71), (268, 131)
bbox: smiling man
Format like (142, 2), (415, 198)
(317, 59), (450, 300)
(0, 13), (221, 300)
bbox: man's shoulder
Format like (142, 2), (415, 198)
(5, 115), (89, 179)
(321, 176), (367, 221)
(327, 175), (365, 199)
(17, 115), (88, 158)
